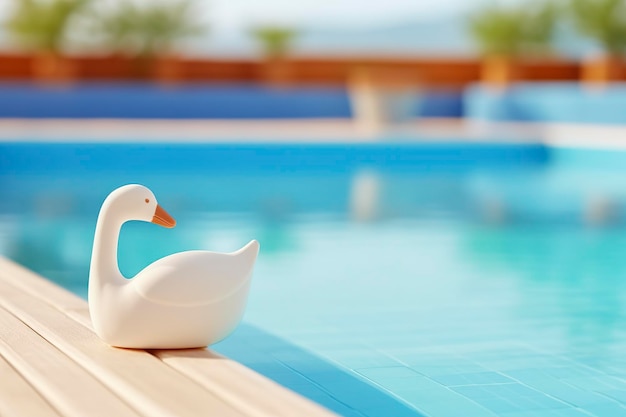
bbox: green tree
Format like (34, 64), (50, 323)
(5, 0), (89, 52)
(92, 0), (205, 57)
(468, 1), (557, 57)
(251, 26), (297, 58)
(570, 0), (626, 55)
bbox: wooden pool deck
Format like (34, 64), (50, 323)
(0, 256), (335, 417)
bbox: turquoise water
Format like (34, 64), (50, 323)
(4, 142), (626, 416)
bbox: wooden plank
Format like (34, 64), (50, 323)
(65, 306), (93, 330)
(154, 349), (336, 417)
(0, 279), (245, 417)
(0, 257), (86, 312)
(0, 354), (61, 417)
(69, 306), (336, 416)
(0, 306), (139, 417)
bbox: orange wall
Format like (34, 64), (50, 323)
(0, 53), (582, 88)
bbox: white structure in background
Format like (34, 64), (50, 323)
(348, 69), (419, 135)
(583, 194), (617, 226)
(350, 169), (382, 222)
(482, 195), (507, 225)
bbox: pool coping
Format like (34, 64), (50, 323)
(0, 118), (623, 150)
(0, 255), (335, 417)
(0, 118), (537, 143)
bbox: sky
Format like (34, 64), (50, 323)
(0, 0), (523, 33)
(0, 0), (550, 56)
(201, 0), (529, 56)
(207, 0), (479, 32)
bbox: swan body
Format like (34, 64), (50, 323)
(89, 184), (259, 349)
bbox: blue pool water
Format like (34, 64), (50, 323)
(3, 141), (626, 416)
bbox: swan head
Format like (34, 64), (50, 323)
(103, 184), (176, 228)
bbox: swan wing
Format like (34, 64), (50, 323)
(132, 242), (259, 306)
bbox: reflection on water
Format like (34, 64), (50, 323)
(350, 169), (381, 222)
(583, 193), (621, 226)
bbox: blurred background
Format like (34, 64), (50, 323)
(3, 1), (626, 416)
(0, 0), (622, 119)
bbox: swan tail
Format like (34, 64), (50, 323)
(233, 239), (260, 265)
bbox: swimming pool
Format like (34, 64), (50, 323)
(3, 141), (626, 417)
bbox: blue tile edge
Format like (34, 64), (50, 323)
(214, 323), (424, 417)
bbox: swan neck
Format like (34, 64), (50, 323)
(90, 207), (125, 287)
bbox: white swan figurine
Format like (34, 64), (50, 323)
(89, 184), (260, 349)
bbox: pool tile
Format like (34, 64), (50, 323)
(504, 369), (612, 407)
(480, 382), (544, 397)
(584, 401), (626, 417)
(301, 390), (368, 417)
(432, 371), (514, 386)
(356, 368), (444, 392)
(362, 400), (424, 417)
(357, 366), (423, 379)
(274, 358), (427, 416)
(390, 353), (475, 367)
(451, 385), (494, 400)
(269, 369), (323, 389)
(542, 366), (602, 379)
(410, 364), (491, 378)
(328, 389), (420, 417)
(399, 388), (498, 417)
(323, 385), (397, 408)
(452, 383), (570, 413)
(500, 408), (591, 417)
(325, 350), (404, 369)
(479, 357), (569, 372)
(469, 395), (521, 414)
(598, 389), (626, 404)
(561, 376), (626, 391)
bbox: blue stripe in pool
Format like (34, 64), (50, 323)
(0, 142), (549, 174)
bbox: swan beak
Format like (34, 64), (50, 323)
(152, 204), (176, 228)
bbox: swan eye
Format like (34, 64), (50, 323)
(145, 198), (150, 203)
